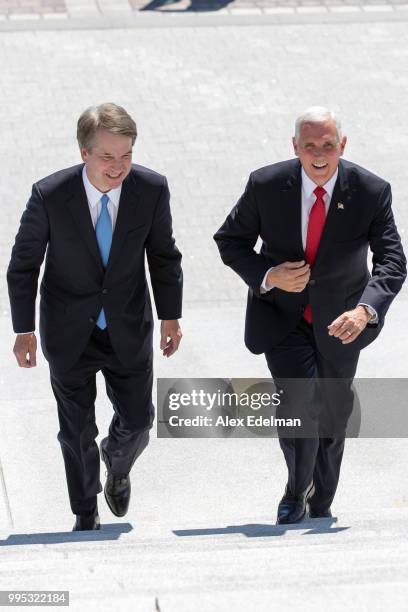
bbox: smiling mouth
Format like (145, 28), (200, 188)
(312, 162), (328, 169)
(106, 172), (122, 179)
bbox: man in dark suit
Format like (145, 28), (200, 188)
(7, 103), (183, 530)
(214, 106), (406, 524)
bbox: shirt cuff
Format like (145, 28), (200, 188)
(260, 267), (274, 294)
(17, 331), (35, 335)
(358, 303), (378, 324)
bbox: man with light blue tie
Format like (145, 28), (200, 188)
(7, 103), (183, 531)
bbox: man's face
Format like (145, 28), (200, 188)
(292, 119), (347, 186)
(80, 129), (133, 192)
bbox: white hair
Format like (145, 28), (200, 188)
(294, 106), (342, 142)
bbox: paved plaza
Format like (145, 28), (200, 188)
(1, 0), (408, 21)
(0, 8), (407, 612)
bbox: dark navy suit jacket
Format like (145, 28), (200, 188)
(7, 163), (183, 371)
(214, 158), (406, 361)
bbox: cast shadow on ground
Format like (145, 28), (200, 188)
(141, 0), (235, 11)
(173, 518), (349, 538)
(0, 523), (133, 546)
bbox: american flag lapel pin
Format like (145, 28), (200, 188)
(337, 202), (345, 210)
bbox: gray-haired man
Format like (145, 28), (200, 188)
(214, 107), (406, 523)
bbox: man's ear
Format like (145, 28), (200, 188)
(292, 137), (299, 157)
(80, 147), (89, 163)
(339, 135), (347, 156)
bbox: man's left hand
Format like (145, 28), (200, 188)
(328, 306), (372, 344)
(160, 319), (182, 357)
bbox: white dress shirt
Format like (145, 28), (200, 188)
(260, 166), (377, 323)
(300, 167), (338, 250)
(82, 165), (122, 231)
(20, 166), (123, 335)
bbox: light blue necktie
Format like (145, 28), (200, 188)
(95, 194), (112, 329)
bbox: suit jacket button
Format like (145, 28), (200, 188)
(309, 279), (316, 286)
(102, 289), (108, 294)
(89, 317), (95, 323)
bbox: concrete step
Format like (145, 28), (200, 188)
(1, 509), (408, 611)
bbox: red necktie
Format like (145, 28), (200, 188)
(303, 186), (326, 324)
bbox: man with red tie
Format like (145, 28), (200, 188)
(214, 107), (406, 523)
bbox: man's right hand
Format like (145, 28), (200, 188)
(13, 333), (37, 368)
(265, 261), (310, 293)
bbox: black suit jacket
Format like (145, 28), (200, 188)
(7, 163), (183, 372)
(214, 158), (406, 361)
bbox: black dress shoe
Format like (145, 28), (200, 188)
(100, 444), (131, 517)
(72, 513), (100, 531)
(309, 507), (332, 518)
(276, 481), (315, 525)
(104, 472), (131, 517)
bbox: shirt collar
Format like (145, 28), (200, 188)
(82, 165), (122, 208)
(301, 166), (339, 201)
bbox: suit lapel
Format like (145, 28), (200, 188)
(279, 160), (352, 267)
(105, 172), (140, 276)
(65, 166), (104, 274)
(280, 160), (305, 260)
(65, 166), (141, 276)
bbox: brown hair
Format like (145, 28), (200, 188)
(77, 103), (137, 151)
